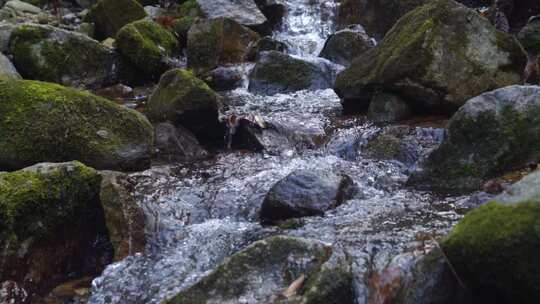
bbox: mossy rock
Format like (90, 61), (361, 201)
(409, 85), (540, 193)
(87, 0), (147, 39)
(0, 79), (154, 171)
(0, 161), (113, 298)
(116, 19), (178, 79)
(187, 17), (260, 74)
(442, 169), (540, 302)
(334, 0), (526, 114)
(164, 236), (338, 304)
(9, 24), (118, 89)
(147, 68), (222, 142)
(249, 51), (332, 95)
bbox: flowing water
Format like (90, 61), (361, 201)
(89, 1), (490, 303)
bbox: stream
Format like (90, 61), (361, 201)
(88, 1), (490, 303)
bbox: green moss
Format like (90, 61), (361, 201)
(0, 79), (154, 171)
(443, 200), (540, 301)
(0, 162), (101, 248)
(117, 19), (178, 79)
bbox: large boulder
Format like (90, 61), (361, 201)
(9, 24), (118, 89)
(165, 236), (355, 304)
(0, 161), (112, 300)
(334, 0), (527, 114)
(195, 0), (269, 34)
(147, 69), (223, 143)
(187, 17), (260, 73)
(0, 79), (154, 171)
(116, 19), (178, 79)
(260, 170), (357, 224)
(409, 85), (540, 193)
(0, 52), (19, 78)
(319, 26), (374, 67)
(442, 169), (540, 302)
(87, 0), (147, 39)
(249, 51), (334, 95)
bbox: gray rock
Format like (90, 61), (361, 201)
(9, 24), (119, 89)
(196, 0), (268, 33)
(0, 52), (20, 78)
(409, 85), (540, 193)
(249, 51), (333, 95)
(319, 26), (374, 67)
(260, 169), (357, 224)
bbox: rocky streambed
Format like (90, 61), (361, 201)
(1, 0), (540, 303)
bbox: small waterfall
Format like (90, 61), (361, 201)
(274, 0), (339, 57)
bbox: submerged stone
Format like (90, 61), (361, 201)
(260, 169), (357, 224)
